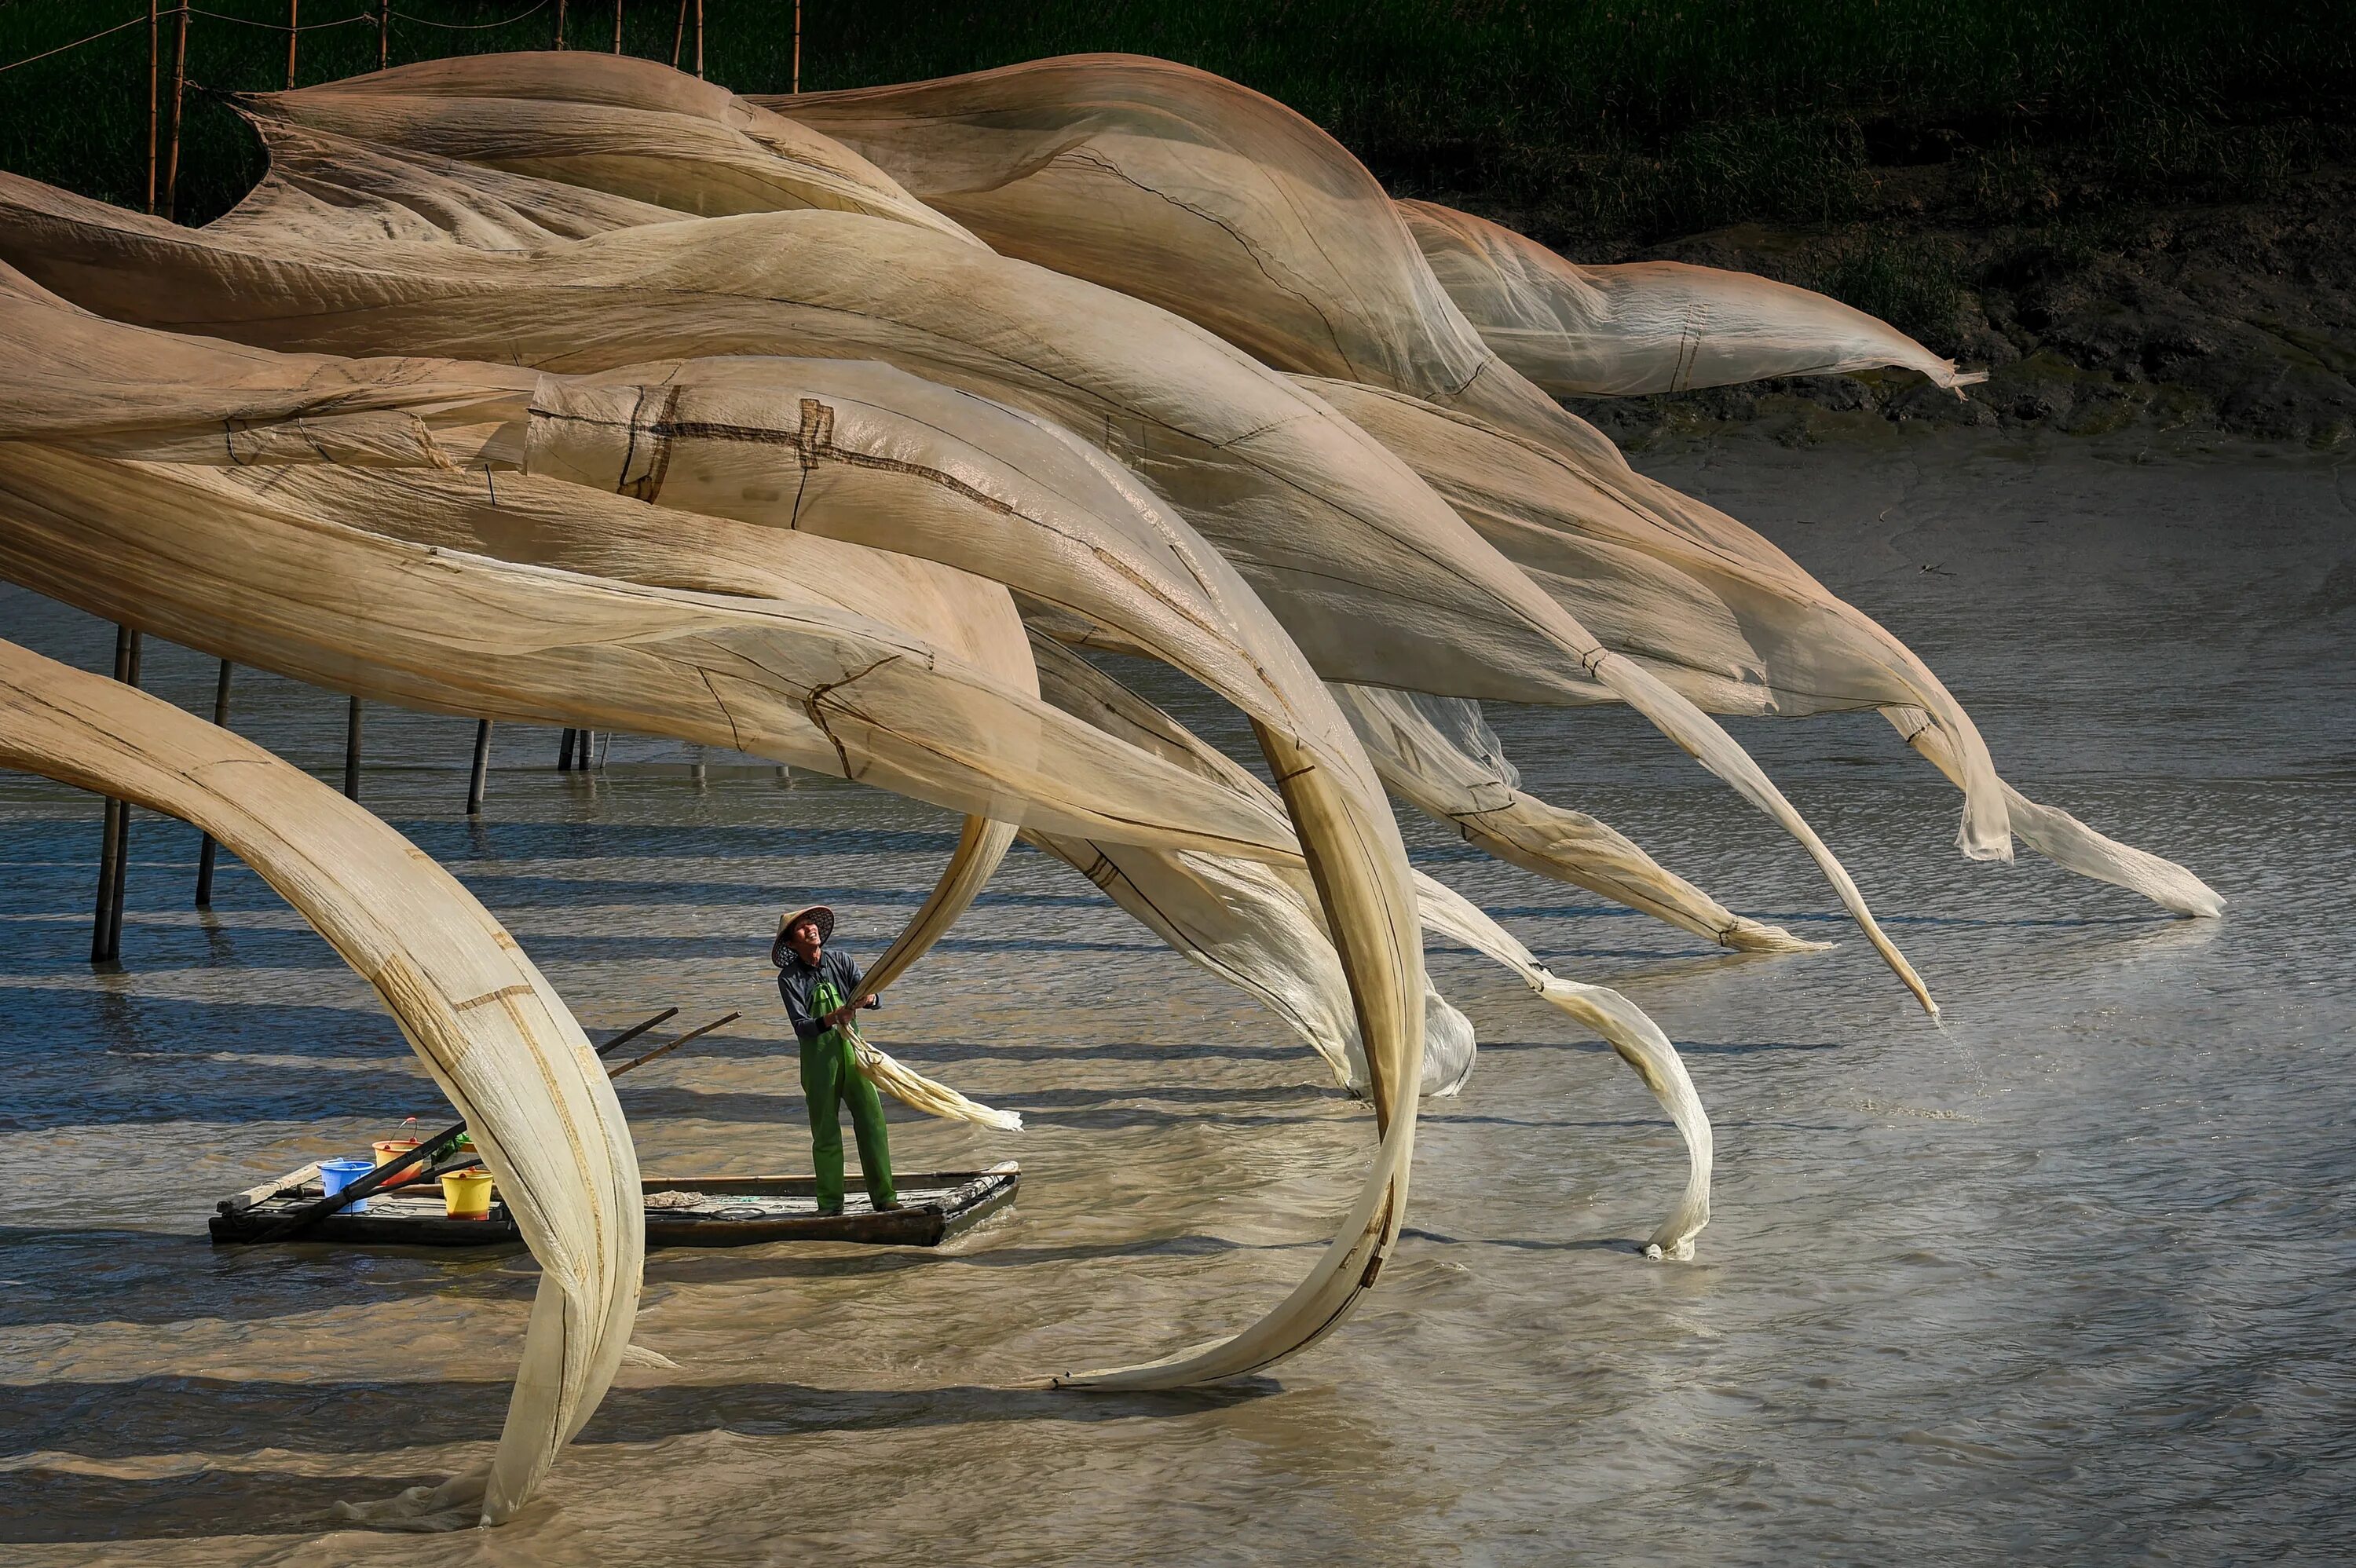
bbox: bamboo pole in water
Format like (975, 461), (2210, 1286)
(671, 0), (685, 67)
(612, 0), (622, 53)
(194, 659), (232, 905)
(554, 0), (566, 48)
(90, 627), (141, 963)
(467, 719), (492, 814)
(693, 0), (702, 78)
(792, 0), (801, 92)
(377, 0), (389, 69)
(342, 696), (362, 800)
(286, 0), (298, 90)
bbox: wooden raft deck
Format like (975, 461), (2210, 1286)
(209, 1162), (1020, 1249)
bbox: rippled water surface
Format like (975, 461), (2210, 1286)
(2, 437), (2351, 1565)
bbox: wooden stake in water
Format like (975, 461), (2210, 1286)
(91, 627), (142, 964)
(558, 727), (578, 770)
(695, 0), (703, 77)
(554, 0), (567, 48)
(613, 0), (623, 53)
(343, 695), (362, 801)
(671, 0), (686, 67)
(792, 0), (802, 92)
(467, 718), (492, 815)
(195, 659), (232, 906)
(286, 0), (298, 90)
(377, 0), (389, 69)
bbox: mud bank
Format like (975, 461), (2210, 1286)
(1450, 166), (2356, 451)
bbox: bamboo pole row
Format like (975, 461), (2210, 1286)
(88, 653), (661, 959)
(114, 0), (739, 217)
(79, 633), (755, 959)
(8, 0), (693, 214)
(85, 0), (768, 956)
(670, 0), (704, 76)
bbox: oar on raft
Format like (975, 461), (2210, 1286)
(251, 1005), (682, 1242)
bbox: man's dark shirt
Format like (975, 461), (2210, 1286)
(777, 948), (871, 1043)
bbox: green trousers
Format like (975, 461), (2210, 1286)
(799, 1028), (895, 1212)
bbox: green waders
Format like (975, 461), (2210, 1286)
(799, 974), (895, 1212)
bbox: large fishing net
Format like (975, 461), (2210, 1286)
(0, 49), (2220, 1517)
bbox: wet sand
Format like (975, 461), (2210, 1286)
(2, 434), (2351, 1564)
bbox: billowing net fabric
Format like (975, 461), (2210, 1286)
(1023, 631), (1718, 1255)
(1328, 684), (1822, 952)
(1397, 197), (1986, 397)
(775, 53), (2212, 921)
(0, 269), (1309, 862)
(1024, 634), (1475, 1095)
(243, 55), (1929, 985)
(0, 181), (1432, 1410)
(0, 46), (2229, 1515)
(1412, 875), (1712, 1258)
(188, 52), (2215, 928)
(0, 638), (638, 1527)
(223, 51), (973, 243)
(0, 79), (1937, 1005)
(1304, 380), (2221, 917)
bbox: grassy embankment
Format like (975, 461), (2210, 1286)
(2, 2), (2351, 431)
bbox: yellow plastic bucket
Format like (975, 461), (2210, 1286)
(371, 1139), (422, 1185)
(441, 1169), (496, 1219)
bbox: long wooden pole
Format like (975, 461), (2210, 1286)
(145, 0), (159, 214)
(466, 718), (492, 814)
(163, 2), (188, 221)
(613, 0), (623, 53)
(195, 659), (232, 905)
(558, 726), (578, 770)
(606, 1011), (737, 1078)
(251, 1008), (682, 1241)
(792, 0), (801, 92)
(554, 0), (567, 48)
(671, 0), (685, 67)
(286, 0), (298, 90)
(694, 0), (703, 78)
(342, 695), (362, 800)
(378, 0), (389, 69)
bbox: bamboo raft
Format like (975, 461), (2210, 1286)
(210, 1160), (1020, 1249)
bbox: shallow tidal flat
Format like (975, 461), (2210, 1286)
(1, 433), (2350, 1563)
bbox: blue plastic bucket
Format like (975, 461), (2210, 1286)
(317, 1157), (377, 1214)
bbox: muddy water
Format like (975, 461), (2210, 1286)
(2, 437), (2351, 1565)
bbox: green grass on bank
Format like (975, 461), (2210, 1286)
(2, 0), (2351, 242)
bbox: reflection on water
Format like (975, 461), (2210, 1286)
(2, 439), (2352, 1564)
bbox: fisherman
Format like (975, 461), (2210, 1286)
(772, 905), (897, 1215)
